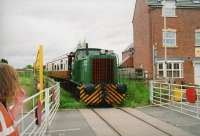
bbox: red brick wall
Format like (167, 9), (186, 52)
(133, 0), (153, 77)
(133, 0), (200, 83)
(121, 51), (134, 68)
(150, 8), (200, 83)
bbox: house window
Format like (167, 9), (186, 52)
(195, 31), (200, 46)
(157, 61), (183, 78)
(162, 1), (176, 17)
(163, 30), (176, 47)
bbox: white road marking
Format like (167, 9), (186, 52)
(47, 128), (81, 133)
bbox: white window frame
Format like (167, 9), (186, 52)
(195, 29), (200, 47)
(162, 1), (176, 17)
(157, 61), (184, 79)
(163, 29), (176, 47)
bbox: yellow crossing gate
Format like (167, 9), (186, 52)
(34, 45), (44, 101)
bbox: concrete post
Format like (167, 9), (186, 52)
(149, 80), (154, 104)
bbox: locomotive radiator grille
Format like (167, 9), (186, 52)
(92, 58), (114, 83)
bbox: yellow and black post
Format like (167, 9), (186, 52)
(34, 45), (44, 101)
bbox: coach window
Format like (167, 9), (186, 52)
(57, 64), (59, 71)
(66, 60), (68, 70)
(52, 64), (54, 71)
(60, 60), (63, 70)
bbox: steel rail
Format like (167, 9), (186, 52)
(91, 109), (122, 136)
(118, 108), (172, 136)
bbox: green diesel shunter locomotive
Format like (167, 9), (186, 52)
(70, 44), (127, 106)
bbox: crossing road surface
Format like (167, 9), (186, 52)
(47, 108), (196, 136)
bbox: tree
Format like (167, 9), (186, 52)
(0, 58), (8, 64)
(25, 64), (33, 69)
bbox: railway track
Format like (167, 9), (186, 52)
(80, 108), (193, 136)
(91, 108), (171, 136)
(91, 109), (122, 136)
(118, 108), (172, 136)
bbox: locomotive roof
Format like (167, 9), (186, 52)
(76, 48), (101, 51)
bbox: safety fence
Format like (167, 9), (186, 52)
(149, 80), (200, 119)
(16, 82), (60, 136)
(119, 68), (146, 79)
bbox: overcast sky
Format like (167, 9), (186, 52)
(0, 0), (135, 68)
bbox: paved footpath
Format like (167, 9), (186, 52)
(46, 108), (199, 136)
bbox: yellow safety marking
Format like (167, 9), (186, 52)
(107, 86), (116, 93)
(106, 95), (115, 104)
(108, 86), (124, 100)
(110, 89), (122, 104)
(81, 94), (89, 102)
(87, 91), (101, 104)
(105, 98), (111, 104)
(108, 90), (122, 103)
(90, 94), (101, 105)
(80, 93), (86, 99)
(110, 85), (119, 94)
(80, 89), (85, 95)
(87, 92), (99, 104)
(84, 89), (100, 103)
(95, 84), (101, 90)
(107, 86), (124, 100)
(34, 45), (44, 101)
(107, 92), (118, 104)
(111, 84), (117, 89)
(108, 91), (121, 104)
(92, 96), (101, 105)
(79, 85), (85, 90)
(98, 99), (102, 104)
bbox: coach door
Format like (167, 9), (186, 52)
(194, 63), (200, 85)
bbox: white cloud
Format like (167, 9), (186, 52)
(0, 0), (135, 68)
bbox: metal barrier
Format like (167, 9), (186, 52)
(149, 80), (200, 119)
(16, 83), (60, 136)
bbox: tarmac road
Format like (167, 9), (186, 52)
(45, 108), (198, 136)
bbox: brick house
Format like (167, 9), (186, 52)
(133, 0), (200, 84)
(121, 43), (134, 68)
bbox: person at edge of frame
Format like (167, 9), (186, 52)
(0, 63), (26, 136)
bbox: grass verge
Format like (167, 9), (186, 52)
(18, 72), (150, 108)
(121, 78), (150, 107)
(18, 72), (36, 110)
(18, 72), (36, 97)
(59, 87), (86, 109)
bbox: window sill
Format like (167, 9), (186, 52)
(161, 15), (177, 18)
(162, 46), (178, 48)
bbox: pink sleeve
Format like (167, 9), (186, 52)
(9, 88), (26, 120)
